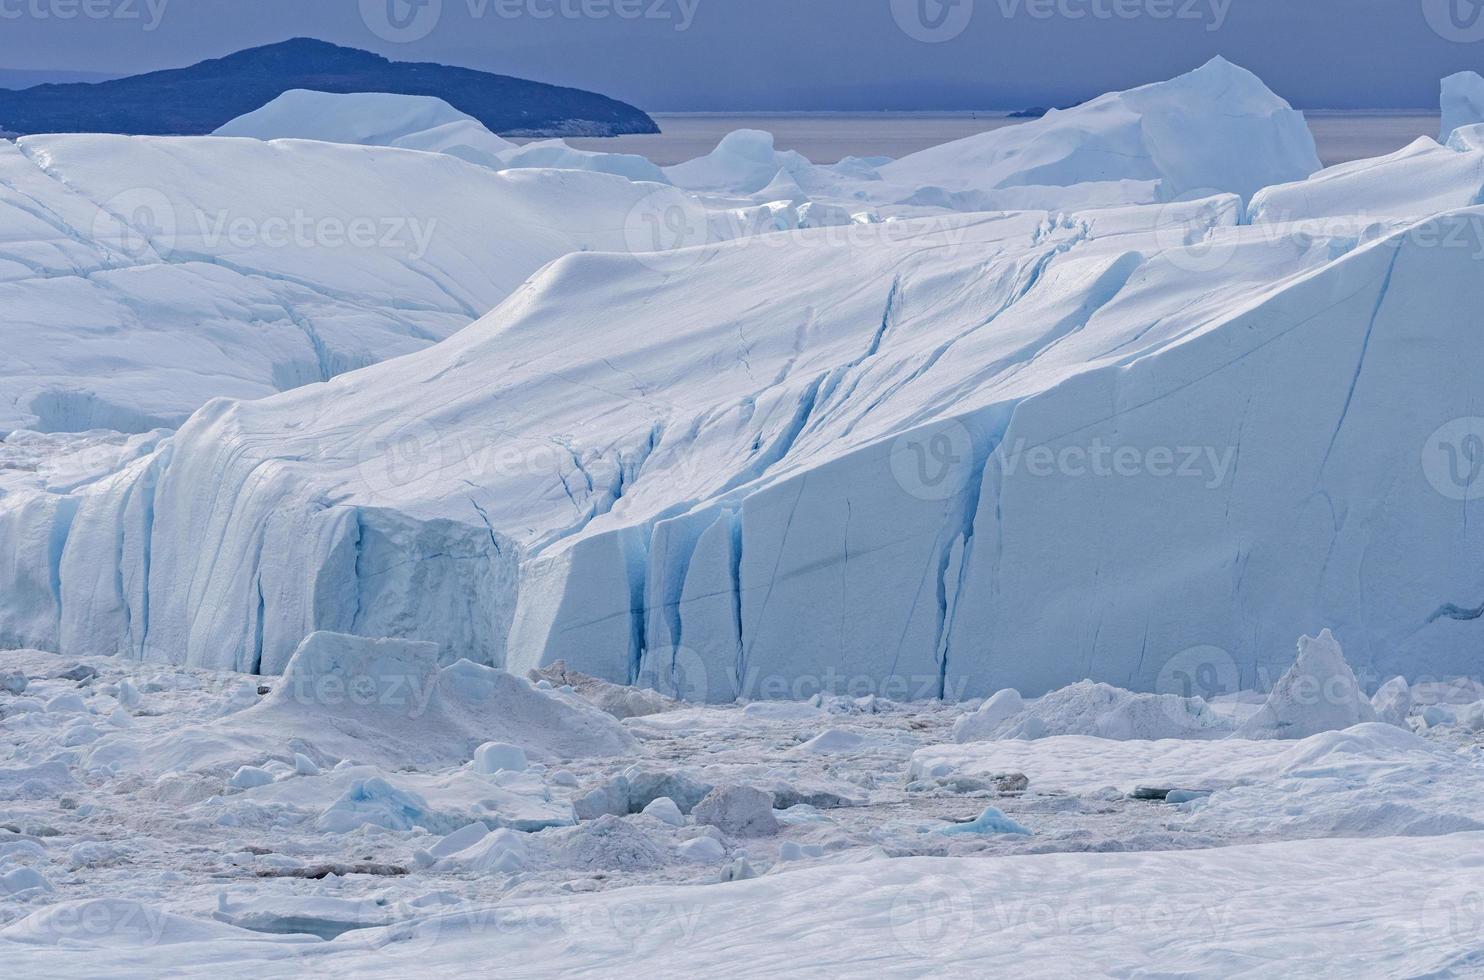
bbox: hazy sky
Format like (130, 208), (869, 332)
(0, 0), (1478, 109)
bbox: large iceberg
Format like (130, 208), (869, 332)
(9, 191), (1484, 697)
(5, 63), (1481, 703)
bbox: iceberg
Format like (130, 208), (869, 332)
(878, 57), (1319, 207)
(1440, 70), (1484, 143)
(216, 89), (669, 182)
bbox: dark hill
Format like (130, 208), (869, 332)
(0, 38), (658, 138)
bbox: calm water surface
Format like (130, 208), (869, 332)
(546, 111), (1442, 169)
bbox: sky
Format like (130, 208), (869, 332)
(0, 0), (1478, 110)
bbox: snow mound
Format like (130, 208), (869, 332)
(1441, 71), (1484, 143)
(1235, 630), (1378, 740)
(985, 681), (1232, 741)
(252, 632), (637, 763)
(880, 57), (1318, 206)
(82, 633), (634, 774)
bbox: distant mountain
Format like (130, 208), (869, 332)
(0, 38), (658, 138)
(0, 69), (122, 90)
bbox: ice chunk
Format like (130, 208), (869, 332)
(1235, 631), (1378, 740)
(693, 785), (778, 837)
(953, 689), (1026, 743)
(790, 729), (869, 755)
(228, 766), (275, 789)
(991, 681), (1231, 742)
(472, 742), (529, 775)
(1, 867), (53, 896)
(677, 836), (726, 863)
(315, 776), (429, 834)
(641, 797), (686, 827)
(429, 821), (493, 859)
(938, 806), (1033, 837)
(1371, 676), (1413, 729)
(435, 827), (531, 874)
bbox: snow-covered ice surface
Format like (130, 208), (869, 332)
(0, 134), (717, 435)
(10, 58), (1484, 976)
(7, 646), (1484, 977)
